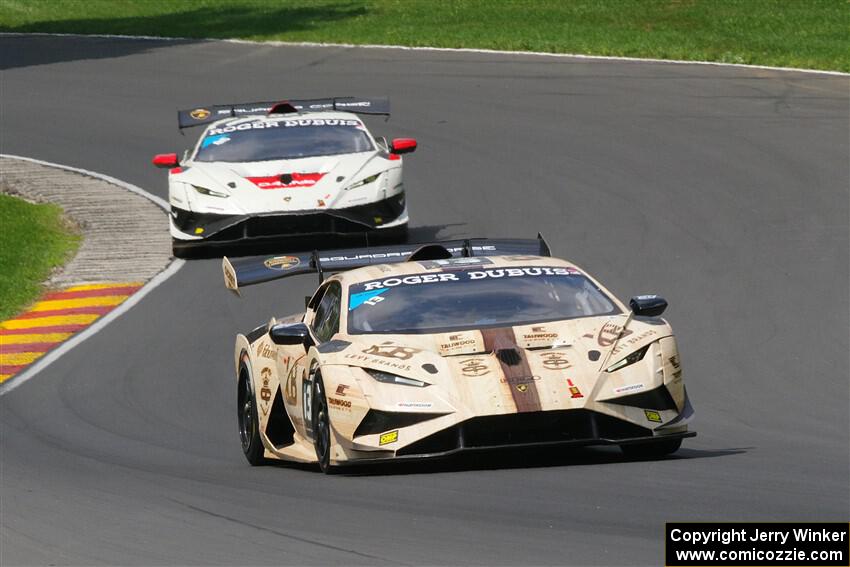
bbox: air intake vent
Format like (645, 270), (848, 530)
(353, 410), (446, 437)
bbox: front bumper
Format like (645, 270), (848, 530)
(347, 409), (695, 464)
(171, 193), (407, 244)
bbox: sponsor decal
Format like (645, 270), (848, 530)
(224, 264), (237, 290)
(256, 341), (275, 360)
(438, 335), (478, 355)
(349, 288), (389, 310)
(418, 257), (494, 270)
(207, 118), (362, 136)
(246, 172), (326, 189)
(379, 430), (398, 446)
(522, 326), (559, 342)
(669, 355), (681, 369)
(328, 397), (352, 411)
(644, 409), (662, 423)
(460, 358), (489, 377)
(201, 134), (231, 148)
(610, 330), (658, 356)
(344, 353), (412, 372)
(362, 342), (421, 360)
(260, 367), (273, 415)
(597, 321), (633, 347)
(587, 349), (601, 361)
(335, 384), (350, 396)
(614, 383), (645, 394)
(397, 401), (433, 409)
(672, 369), (683, 382)
(359, 266), (580, 292)
(264, 256), (300, 270)
(317, 199), (326, 207)
(539, 351), (571, 370)
(190, 108), (211, 120)
(500, 375), (539, 386)
(516, 384), (529, 393)
(567, 378), (584, 399)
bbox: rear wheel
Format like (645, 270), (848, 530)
(311, 371), (334, 474)
(238, 366), (265, 465)
(619, 438), (682, 458)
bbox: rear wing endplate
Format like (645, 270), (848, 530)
(222, 235), (551, 295)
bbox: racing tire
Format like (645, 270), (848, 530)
(619, 438), (682, 459)
(311, 371), (335, 474)
(238, 364), (266, 466)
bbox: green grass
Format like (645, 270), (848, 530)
(0, 194), (80, 320)
(1, 0), (847, 72)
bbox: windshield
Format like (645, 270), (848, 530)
(195, 118), (374, 162)
(347, 266), (620, 334)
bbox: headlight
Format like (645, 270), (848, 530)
(605, 344), (650, 373)
(346, 173), (381, 190)
(365, 368), (428, 387)
(192, 184), (229, 198)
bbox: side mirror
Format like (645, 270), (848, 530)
(629, 295), (668, 317)
(152, 153), (179, 168)
(269, 322), (314, 347)
(390, 138), (417, 155)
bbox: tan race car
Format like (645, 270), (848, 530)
(223, 236), (695, 472)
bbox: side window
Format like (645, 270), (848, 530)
(310, 282), (341, 343)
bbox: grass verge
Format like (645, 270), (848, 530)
(0, 0), (847, 72)
(0, 193), (80, 320)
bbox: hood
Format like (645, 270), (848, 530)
(173, 151), (395, 214)
(322, 315), (674, 418)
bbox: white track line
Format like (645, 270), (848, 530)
(0, 154), (185, 396)
(2, 31), (847, 77)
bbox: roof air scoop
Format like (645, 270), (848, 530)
(407, 244), (453, 262)
(269, 102), (299, 115)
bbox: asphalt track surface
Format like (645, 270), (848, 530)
(1, 36), (848, 566)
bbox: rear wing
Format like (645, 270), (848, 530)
(222, 235), (551, 295)
(178, 97), (390, 129)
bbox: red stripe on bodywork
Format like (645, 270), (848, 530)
(0, 324), (89, 335)
(15, 306), (115, 319)
(0, 364), (29, 375)
(246, 173), (325, 189)
(42, 286), (140, 300)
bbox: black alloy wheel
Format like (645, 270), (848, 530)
(238, 364), (265, 465)
(312, 372), (334, 473)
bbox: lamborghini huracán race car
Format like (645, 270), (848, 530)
(223, 237), (695, 472)
(152, 97), (416, 255)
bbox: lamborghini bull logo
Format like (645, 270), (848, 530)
(363, 343), (421, 360)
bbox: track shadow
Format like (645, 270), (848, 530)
(0, 3), (366, 70)
(176, 222), (468, 260)
(336, 444), (750, 477)
(258, 444), (749, 476)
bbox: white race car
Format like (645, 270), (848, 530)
(152, 97), (416, 256)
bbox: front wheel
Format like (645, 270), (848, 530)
(238, 366), (265, 465)
(311, 371), (334, 474)
(619, 438), (682, 459)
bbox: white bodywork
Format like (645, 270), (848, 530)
(168, 111), (407, 241)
